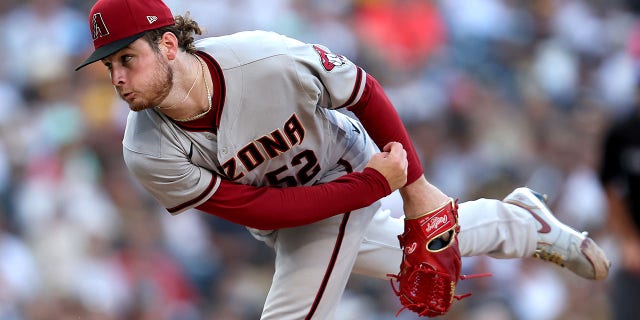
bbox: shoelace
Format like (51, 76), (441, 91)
(534, 249), (566, 267)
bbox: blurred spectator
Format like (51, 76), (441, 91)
(0, 216), (40, 320)
(0, 0), (89, 90)
(353, 0), (446, 70)
(599, 87), (640, 320)
(114, 208), (201, 320)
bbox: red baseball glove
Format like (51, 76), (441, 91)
(388, 199), (474, 317)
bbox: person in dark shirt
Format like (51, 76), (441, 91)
(599, 100), (640, 320)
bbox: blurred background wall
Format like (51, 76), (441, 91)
(0, 0), (637, 319)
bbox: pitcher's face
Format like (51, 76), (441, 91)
(102, 38), (174, 111)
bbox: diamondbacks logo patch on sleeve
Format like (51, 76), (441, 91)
(313, 45), (346, 72)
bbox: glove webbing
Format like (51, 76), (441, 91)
(389, 265), (491, 317)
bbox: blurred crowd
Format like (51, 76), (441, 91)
(0, 0), (638, 319)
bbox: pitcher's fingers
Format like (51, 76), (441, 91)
(391, 144), (407, 162)
(373, 152), (389, 160)
(387, 142), (405, 157)
(382, 141), (402, 153)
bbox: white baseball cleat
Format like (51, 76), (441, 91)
(503, 187), (610, 280)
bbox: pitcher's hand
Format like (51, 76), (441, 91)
(365, 141), (408, 191)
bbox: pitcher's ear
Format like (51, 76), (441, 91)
(160, 31), (180, 60)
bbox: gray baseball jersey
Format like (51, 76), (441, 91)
(122, 30), (386, 319)
(123, 30), (375, 213)
(120, 30), (541, 320)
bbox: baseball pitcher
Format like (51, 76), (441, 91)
(76, 0), (611, 318)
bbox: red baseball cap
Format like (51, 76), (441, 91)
(75, 0), (175, 70)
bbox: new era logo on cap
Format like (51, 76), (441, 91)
(147, 15), (158, 24)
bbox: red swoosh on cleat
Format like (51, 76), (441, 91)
(507, 200), (551, 234)
(529, 210), (552, 233)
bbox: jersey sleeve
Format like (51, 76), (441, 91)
(287, 40), (367, 110)
(123, 145), (220, 215)
(348, 74), (424, 184)
(288, 39), (423, 184)
(196, 168), (391, 230)
(124, 137), (392, 228)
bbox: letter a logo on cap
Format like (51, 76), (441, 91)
(91, 13), (109, 40)
(76, 0), (176, 71)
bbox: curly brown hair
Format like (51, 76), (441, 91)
(142, 12), (203, 54)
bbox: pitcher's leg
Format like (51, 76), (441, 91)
(502, 187), (610, 280)
(352, 188), (610, 282)
(352, 198), (538, 279)
(457, 198), (538, 258)
(352, 208), (404, 279)
(261, 206), (376, 320)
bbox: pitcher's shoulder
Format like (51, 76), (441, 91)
(122, 109), (175, 157)
(194, 31), (302, 65)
